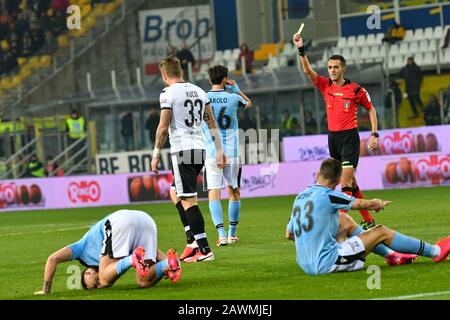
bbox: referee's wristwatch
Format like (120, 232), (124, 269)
(371, 132), (379, 138)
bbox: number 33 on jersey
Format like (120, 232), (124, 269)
(159, 82), (209, 153)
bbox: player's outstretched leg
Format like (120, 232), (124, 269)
(350, 224), (416, 265)
(359, 225), (448, 263)
(433, 235), (450, 262)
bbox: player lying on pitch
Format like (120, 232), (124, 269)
(35, 209), (181, 294)
(286, 158), (450, 275)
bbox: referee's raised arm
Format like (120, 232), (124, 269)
(292, 33), (318, 84)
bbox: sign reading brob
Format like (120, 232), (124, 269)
(139, 5), (213, 75)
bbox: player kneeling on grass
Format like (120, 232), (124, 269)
(286, 158), (450, 275)
(34, 209), (181, 295)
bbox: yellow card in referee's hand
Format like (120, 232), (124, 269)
(296, 22), (305, 36)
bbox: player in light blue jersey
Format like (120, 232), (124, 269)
(34, 210), (181, 295)
(201, 65), (252, 246)
(286, 158), (450, 275)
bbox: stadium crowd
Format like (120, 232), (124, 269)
(0, 0), (113, 77)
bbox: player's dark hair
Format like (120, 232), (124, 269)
(319, 158), (342, 184)
(81, 267), (99, 290)
(81, 268), (89, 290)
(208, 65), (228, 85)
(159, 55), (182, 78)
(328, 55), (346, 67)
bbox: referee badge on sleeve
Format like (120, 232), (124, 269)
(344, 101), (350, 112)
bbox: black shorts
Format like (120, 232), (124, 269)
(170, 149), (205, 197)
(328, 128), (360, 168)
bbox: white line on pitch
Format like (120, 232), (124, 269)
(371, 290), (450, 300)
(0, 225), (90, 237)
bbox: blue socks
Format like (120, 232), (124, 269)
(116, 256), (132, 275)
(209, 199), (226, 237)
(155, 259), (168, 279)
(351, 225), (393, 257)
(390, 232), (439, 258)
(228, 200), (240, 237)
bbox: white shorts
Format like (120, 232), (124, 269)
(101, 210), (157, 262)
(328, 236), (366, 273)
(203, 157), (242, 190)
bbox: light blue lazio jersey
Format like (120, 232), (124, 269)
(287, 185), (356, 275)
(68, 217), (108, 267)
(202, 89), (246, 159)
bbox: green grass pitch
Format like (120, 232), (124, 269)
(1, 186), (449, 300)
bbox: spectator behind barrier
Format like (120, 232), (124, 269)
(25, 154), (45, 178)
(45, 155), (64, 176)
(304, 111), (317, 135)
(236, 43), (253, 74)
(399, 57), (424, 119)
(176, 42), (195, 80)
(423, 95), (441, 126)
(382, 21), (406, 44)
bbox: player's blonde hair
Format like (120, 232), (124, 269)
(159, 55), (182, 78)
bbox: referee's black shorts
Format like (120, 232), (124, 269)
(328, 128), (360, 168)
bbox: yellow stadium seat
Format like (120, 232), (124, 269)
(92, 4), (107, 16)
(58, 35), (69, 48)
(113, 0), (124, 9)
(79, 0), (89, 4)
(1, 77), (13, 90)
(40, 55), (52, 68)
(104, 3), (116, 13)
(29, 56), (41, 69)
(253, 50), (269, 61)
(11, 75), (23, 88)
(70, 28), (88, 38)
(1, 40), (9, 51)
(84, 14), (96, 29)
(20, 65), (32, 78)
(260, 43), (278, 56)
(81, 4), (92, 16)
(18, 57), (27, 66)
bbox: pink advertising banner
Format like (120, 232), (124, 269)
(1, 153), (448, 212)
(283, 125), (450, 162)
(0, 175), (130, 212)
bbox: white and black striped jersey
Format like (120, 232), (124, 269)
(160, 82), (210, 153)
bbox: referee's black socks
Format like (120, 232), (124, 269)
(185, 205), (211, 254)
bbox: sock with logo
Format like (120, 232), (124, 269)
(186, 205), (211, 255)
(209, 199), (227, 238)
(228, 200), (241, 237)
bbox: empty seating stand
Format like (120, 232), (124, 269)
(323, 25), (449, 71)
